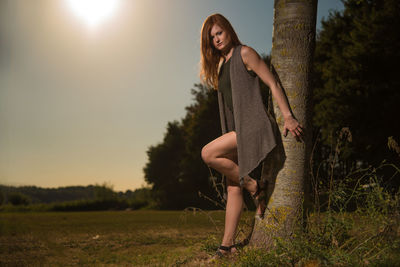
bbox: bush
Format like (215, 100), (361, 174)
(50, 198), (130, 211)
(94, 182), (118, 201)
(7, 192), (31, 206)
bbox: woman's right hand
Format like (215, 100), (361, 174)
(283, 115), (304, 142)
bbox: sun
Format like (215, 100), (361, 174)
(65, 0), (120, 28)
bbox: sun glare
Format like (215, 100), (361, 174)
(65, 0), (120, 28)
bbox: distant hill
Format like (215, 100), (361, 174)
(0, 184), (146, 204)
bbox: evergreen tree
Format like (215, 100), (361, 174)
(313, 0), (400, 169)
(143, 120), (188, 209)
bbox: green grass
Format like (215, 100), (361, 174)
(0, 210), (254, 266)
(1, 209), (399, 266)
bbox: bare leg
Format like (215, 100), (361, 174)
(201, 131), (264, 254)
(201, 132), (249, 183)
(201, 131), (261, 213)
(220, 178), (243, 253)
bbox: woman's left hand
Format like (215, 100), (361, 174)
(283, 115), (304, 142)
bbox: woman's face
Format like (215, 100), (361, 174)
(210, 24), (231, 51)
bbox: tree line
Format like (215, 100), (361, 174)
(0, 183), (155, 211)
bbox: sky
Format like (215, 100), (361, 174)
(0, 0), (344, 192)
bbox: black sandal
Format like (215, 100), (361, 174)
(211, 242), (245, 261)
(214, 245), (232, 258)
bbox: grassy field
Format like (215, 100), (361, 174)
(1, 209), (399, 266)
(0, 210), (255, 266)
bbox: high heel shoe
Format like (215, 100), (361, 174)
(211, 243), (243, 259)
(208, 245), (233, 261)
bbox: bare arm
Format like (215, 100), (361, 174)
(241, 45), (304, 139)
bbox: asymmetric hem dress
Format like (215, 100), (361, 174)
(217, 44), (277, 196)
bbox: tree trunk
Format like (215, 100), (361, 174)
(249, 0), (318, 248)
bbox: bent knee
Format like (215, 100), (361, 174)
(201, 145), (214, 166)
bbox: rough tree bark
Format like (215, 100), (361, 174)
(249, 0), (318, 248)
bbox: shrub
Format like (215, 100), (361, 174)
(7, 192), (31, 206)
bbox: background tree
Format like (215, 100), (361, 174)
(94, 182), (117, 201)
(7, 192), (31, 206)
(143, 121), (187, 209)
(0, 185), (99, 203)
(143, 83), (227, 209)
(177, 83), (223, 209)
(313, 0), (400, 181)
(250, 0), (318, 247)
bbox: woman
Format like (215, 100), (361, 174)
(199, 14), (304, 258)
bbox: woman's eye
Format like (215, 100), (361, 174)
(210, 31), (222, 39)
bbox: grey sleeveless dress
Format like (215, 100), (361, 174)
(217, 45), (277, 191)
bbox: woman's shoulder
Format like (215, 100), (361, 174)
(239, 45), (260, 62)
(238, 45), (260, 75)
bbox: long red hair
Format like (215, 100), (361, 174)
(199, 14), (242, 90)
